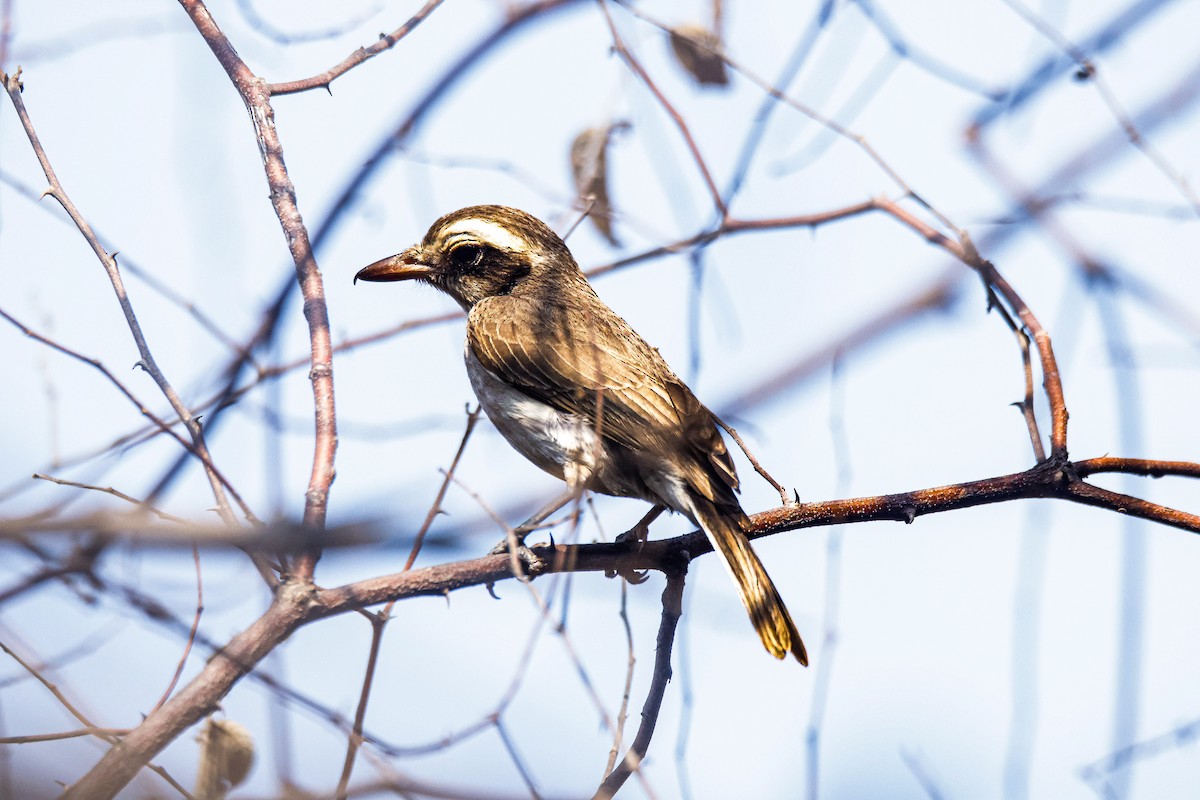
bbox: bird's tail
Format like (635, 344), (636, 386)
(687, 496), (808, 665)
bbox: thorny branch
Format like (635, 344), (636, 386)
(55, 448), (1199, 798)
(0, 69), (242, 526)
(176, 0), (337, 580)
(3, 0), (1198, 797)
(0, 639), (191, 796)
(0, 305), (255, 519)
(268, 0), (446, 96)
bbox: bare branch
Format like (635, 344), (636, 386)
(405, 406), (482, 571)
(0, 305), (255, 519)
(594, 567), (685, 799)
(32, 473), (186, 522)
(150, 545), (204, 713)
(1075, 458), (1200, 480)
(0, 69), (242, 526)
(268, 0), (446, 96)
(597, 1), (727, 217)
(176, 0), (338, 579)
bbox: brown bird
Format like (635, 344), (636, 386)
(356, 205), (807, 663)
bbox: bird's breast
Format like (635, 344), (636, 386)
(465, 346), (608, 490)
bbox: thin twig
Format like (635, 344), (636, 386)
(900, 749), (946, 800)
(32, 473), (186, 523)
(0, 726), (131, 744)
(447, 476), (653, 793)
(495, 718), (543, 800)
(333, 615), (387, 800)
(596, 0), (727, 217)
(151, 544), (204, 713)
(405, 406), (482, 571)
(0, 69), (240, 527)
(604, 579), (636, 777)
(0, 639), (193, 797)
(0, 639), (99, 734)
(594, 567), (686, 799)
(0, 305), (255, 519)
(334, 406), (481, 796)
(979, 265), (1068, 457)
(0, 0), (12, 71)
(875, 196), (1072, 458)
(268, 0), (446, 95)
(978, 287), (1047, 462)
(713, 416), (791, 505)
(1075, 458), (1200, 479)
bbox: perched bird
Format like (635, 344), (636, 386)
(356, 205), (807, 663)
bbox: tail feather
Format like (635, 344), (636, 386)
(687, 496), (808, 665)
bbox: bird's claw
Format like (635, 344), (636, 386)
(607, 523), (651, 583)
(489, 534), (546, 573)
(615, 522), (650, 546)
(488, 529), (527, 556)
(604, 564), (650, 584)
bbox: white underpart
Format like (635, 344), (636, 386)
(465, 346), (604, 489)
(442, 219), (528, 253)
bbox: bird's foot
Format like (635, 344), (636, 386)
(615, 505), (664, 546)
(614, 521), (650, 546)
(607, 566), (650, 584)
(607, 522), (651, 584)
(489, 530), (546, 573)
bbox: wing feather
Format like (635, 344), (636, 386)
(468, 294), (738, 502)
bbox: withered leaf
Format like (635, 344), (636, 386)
(669, 24), (729, 87)
(570, 123), (627, 246)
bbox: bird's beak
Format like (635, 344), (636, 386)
(354, 247), (434, 284)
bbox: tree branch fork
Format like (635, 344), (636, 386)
(3, 0), (1194, 793)
(55, 450), (1198, 798)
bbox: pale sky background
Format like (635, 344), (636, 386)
(1, 1), (1199, 798)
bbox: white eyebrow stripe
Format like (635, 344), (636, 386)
(442, 219), (527, 252)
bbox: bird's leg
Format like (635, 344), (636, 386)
(605, 505), (664, 585)
(615, 504), (665, 545)
(488, 488), (579, 559)
(515, 489), (580, 536)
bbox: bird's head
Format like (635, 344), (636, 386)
(355, 205), (581, 310)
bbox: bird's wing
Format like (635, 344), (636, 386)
(468, 296), (739, 502)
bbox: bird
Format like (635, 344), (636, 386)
(355, 205), (807, 664)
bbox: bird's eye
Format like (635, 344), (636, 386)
(449, 244), (484, 270)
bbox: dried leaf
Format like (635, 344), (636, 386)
(669, 24), (728, 87)
(195, 718), (255, 799)
(570, 124), (626, 246)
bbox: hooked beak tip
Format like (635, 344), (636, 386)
(354, 249), (432, 284)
